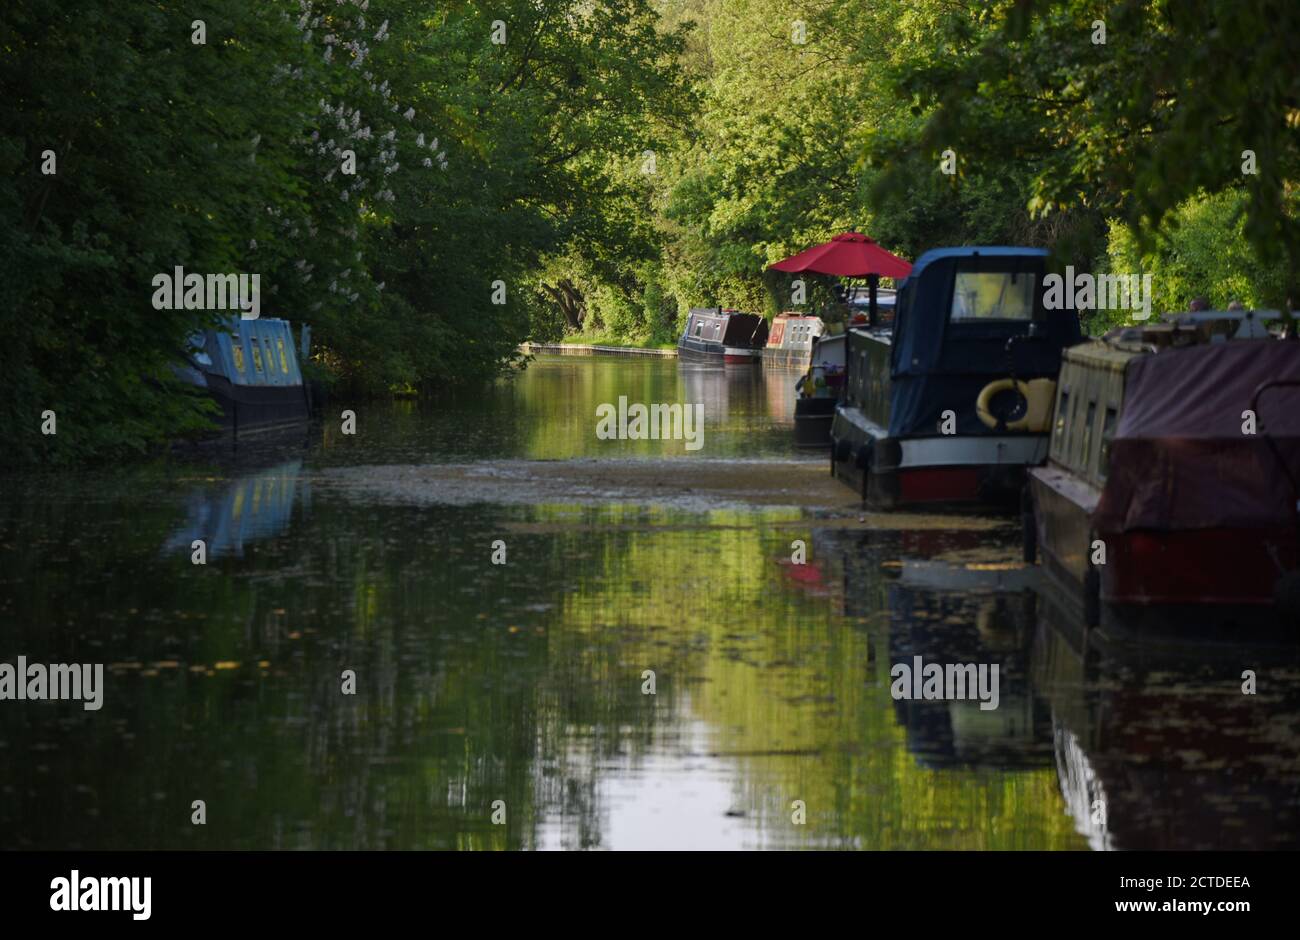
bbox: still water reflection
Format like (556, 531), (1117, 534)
(0, 356), (1296, 849)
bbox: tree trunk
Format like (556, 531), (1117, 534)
(542, 278), (586, 330)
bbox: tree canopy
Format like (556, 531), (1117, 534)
(2, 0), (1295, 464)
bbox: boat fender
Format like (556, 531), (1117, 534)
(1021, 378), (1057, 432)
(976, 378), (1057, 432)
(854, 441), (873, 471)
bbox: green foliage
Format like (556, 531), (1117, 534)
(1, 0), (693, 464)
(875, 0), (1300, 298)
(1105, 189), (1294, 323)
(4, 0), (1297, 462)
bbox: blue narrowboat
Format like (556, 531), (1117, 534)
(175, 316), (311, 435)
(830, 247), (1083, 508)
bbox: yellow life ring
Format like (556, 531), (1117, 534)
(976, 378), (1056, 432)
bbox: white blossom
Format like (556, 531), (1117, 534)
(403, 107), (415, 121)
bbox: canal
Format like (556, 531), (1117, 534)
(2, 355), (1297, 850)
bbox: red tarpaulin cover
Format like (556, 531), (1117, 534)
(1093, 340), (1300, 533)
(769, 232), (912, 279)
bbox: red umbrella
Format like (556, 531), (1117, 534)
(769, 232), (912, 279)
(769, 232), (911, 324)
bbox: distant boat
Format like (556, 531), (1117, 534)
(762, 313), (825, 367)
(677, 307), (767, 363)
(793, 330), (845, 448)
(174, 316), (311, 435)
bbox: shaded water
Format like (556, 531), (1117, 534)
(2, 356), (1298, 850)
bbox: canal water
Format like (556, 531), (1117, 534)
(2, 355), (1297, 850)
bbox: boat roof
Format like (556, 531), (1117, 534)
(1063, 341), (1144, 372)
(686, 307), (761, 320)
(899, 246), (1048, 289)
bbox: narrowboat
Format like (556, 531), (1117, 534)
(175, 316), (311, 435)
(1024, 311), (1300, 626)
(677, 307), (768, 363)
(793, 330), (845, 448)
(762, 313), (824, 368)
(830, 247), (1084, 508)
(845, 286), (897, 323)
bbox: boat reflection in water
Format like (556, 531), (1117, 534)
(1033, 582), (1300, 850)
(162, 460), (307, 560)
(819, 526), (1054, 770)
(819, 524), (1300, 849)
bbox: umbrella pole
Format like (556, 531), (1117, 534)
(868, 274), (879, 327)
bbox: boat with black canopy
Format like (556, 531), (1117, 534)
(829, 247), (1083, 508)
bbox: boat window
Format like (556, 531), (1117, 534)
(1099, 407), (1118, 479)
(250, 342), (264, 373)
(1082, 401), (1097, 473)
(1055, 390), (1069, 441)
(1069, 393), (1085, 467)
(277, 337), (290, 373)
(232, 341), (246, 374)
(264, 340), (276, 377)
(950, 271), (1037, 321)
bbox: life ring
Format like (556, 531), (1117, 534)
(977, 379), (1027, 430)
(977, 378), (1056, 432)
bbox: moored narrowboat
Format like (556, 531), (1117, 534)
(677, 307), (768, 363)
(762, 313), (824, 367)
(1024, 311), (1300, 627)
(175, 316), (311, 435)
(793, 330), (845, 448)
(830, 247), (1084, 508)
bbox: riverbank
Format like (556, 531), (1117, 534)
(520, 342), (677, 358)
